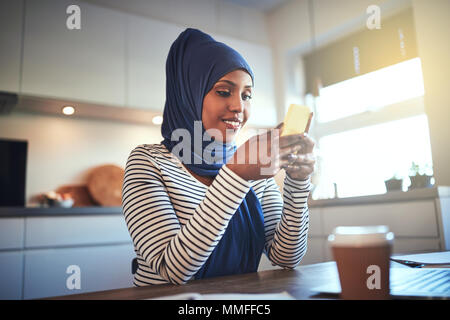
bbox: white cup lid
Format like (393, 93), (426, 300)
(328, 225), (394, 247)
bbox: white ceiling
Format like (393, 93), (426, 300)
(85, 0), (292, 14)
(220, 0), (292, 12)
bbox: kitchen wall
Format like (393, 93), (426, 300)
(82, 0), (269, 45)
(265, 0), (411, 123)
(2, 0), (448, 205)
(411, 0), (450, 187)
(0, 111), (162, 205)
(266, 0), (450, 187)
(0, 111), (285, 205)
(0, 0), (274, 205)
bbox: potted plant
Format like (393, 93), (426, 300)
(384, 174), (403, 192)
(408, 162), (434, 190)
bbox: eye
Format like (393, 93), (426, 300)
(216, 90), (231, 97)
(242, 93), (252, 101)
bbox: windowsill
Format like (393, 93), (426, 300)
(308, 186), (450, 208)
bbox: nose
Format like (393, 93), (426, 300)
(228, 95), (245, 113)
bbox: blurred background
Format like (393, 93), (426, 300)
(0, 0), (449, 299)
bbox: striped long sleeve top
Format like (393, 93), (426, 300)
(121, 143), (311, 286)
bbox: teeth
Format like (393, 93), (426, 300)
(223, 120), (240, 126)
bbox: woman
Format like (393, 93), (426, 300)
(122, 28), (315, 286)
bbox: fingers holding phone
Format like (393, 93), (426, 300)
(279, 104), (316, 180)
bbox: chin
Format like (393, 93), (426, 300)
(218, 133), (235, 144)
(223, 128), (240, 143)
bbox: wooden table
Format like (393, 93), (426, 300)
(48, 260), (409, 300)
(49, 261), (343, 300)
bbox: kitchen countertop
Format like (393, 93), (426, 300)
(1, 186), (448, 217)
(309, 186), (450, 208)
(0, 206), (122, 217)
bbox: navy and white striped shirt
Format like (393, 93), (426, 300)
(122, 143), (311, 286)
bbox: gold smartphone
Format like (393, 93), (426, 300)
(280, 104), (313, 137)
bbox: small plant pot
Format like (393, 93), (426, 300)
(385, 179), (403, 192)
(409, 174), (433, 189)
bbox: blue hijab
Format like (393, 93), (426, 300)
(160, 28), (265, 279)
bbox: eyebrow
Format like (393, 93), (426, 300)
(216, 80), (253, 88)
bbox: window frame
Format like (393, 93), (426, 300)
(311, 96), (425, 138)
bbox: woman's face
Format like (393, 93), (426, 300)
(202, 69), (253, 143)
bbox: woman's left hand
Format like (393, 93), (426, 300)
(282, 132), (316, 181)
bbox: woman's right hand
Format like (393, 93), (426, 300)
(226, 123), (306, 181)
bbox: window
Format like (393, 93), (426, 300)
(309, 58), (433, 199)
(315, 58), (425, 123)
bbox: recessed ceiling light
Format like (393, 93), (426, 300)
(62, 105), (75, 115)
(152, 115), (163, 125)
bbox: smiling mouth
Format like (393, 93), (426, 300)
(222, 119), (242, 130)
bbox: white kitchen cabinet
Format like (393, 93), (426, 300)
(323, 238), (441, 262)
(0, 218), (24, 250)
(0, 251), (24, 300)
(258, 253), (282, 272)
(10, 0), (278, 123)
(126, 16), (278, 122)
(321, 200), (439, 237)
(0, 0), (23, 92)
(22, 0), (126, 106)
(257, 206), (322, 270)
(436, 196), (450, 249)
(258, 236), (324, 271)
(23, 243), (135, 299)
(25, 216), (132, 248)
(214, 34), (277, 128)
(392, 238), (441, 254)
(299, 237), (325, 265)
(306, 187), (450, 264)
(0, 209), (135, 300)
(308, 207), (323, 237)
(127, 15), (183, 110)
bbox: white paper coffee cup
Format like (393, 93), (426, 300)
(328, 225), (395, 300)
